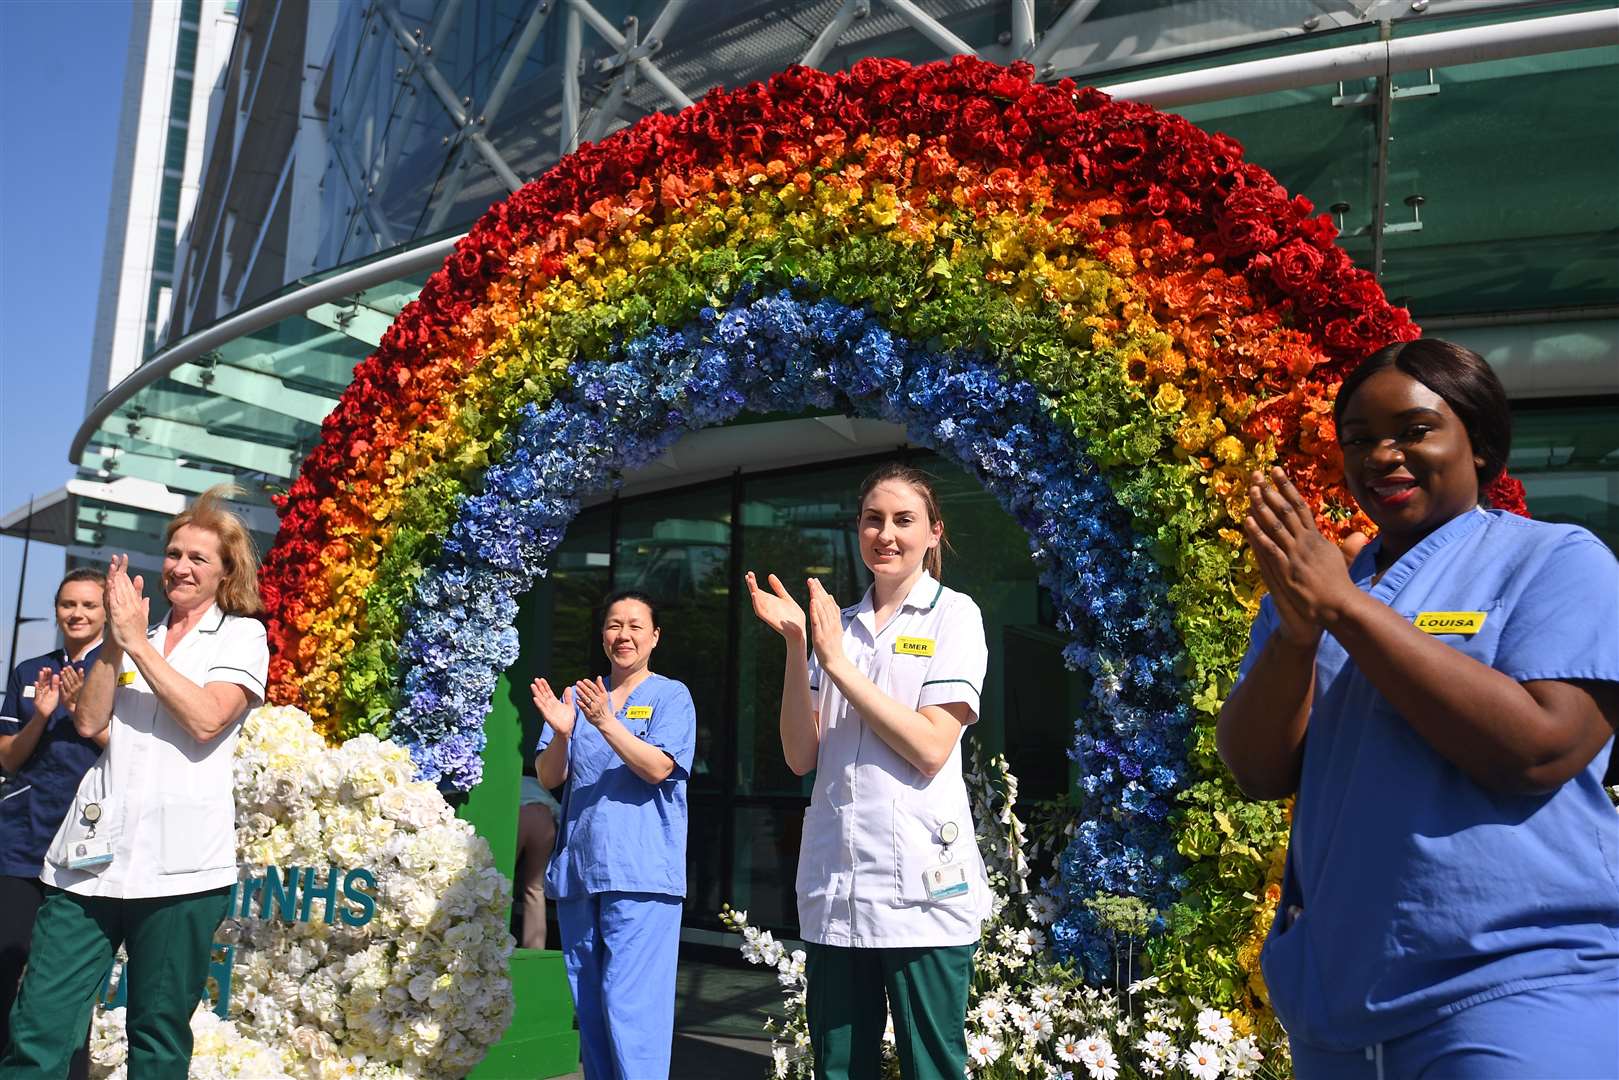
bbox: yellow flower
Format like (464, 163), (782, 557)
(1151, 383), (1186, 414)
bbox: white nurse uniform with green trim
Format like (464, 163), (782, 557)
(800, 570), (991, 949)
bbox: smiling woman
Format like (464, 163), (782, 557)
(1218, 339), (1619, 1078)
(0, 486), (269, 1080)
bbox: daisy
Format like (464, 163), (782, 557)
(1029, 894), (1061, 924)
(1225, 1035), (1264, 1078)
(1194, 1008), (1234, 1045)
(1183, 1040), (1224, 1080)
(1030, 983), (1063, 1010)
(965, 1032), (1002, 1070)
(1026, 1012), (1056, 1043)
(1055, 1034), (1085, 1063)
(1006, 1001), (1033, 1030)
(974, 996), (1007, 1030)
(1085, 1046), (1121, 1080)
(1136, 1029), (1173, 1060)
(1078, 1034), (1111, 1065)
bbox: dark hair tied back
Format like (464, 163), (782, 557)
(1334, 337), (1512, 493)
(599, 590), (660, 629)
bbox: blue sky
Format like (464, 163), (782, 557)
(0, 1), (132, 668)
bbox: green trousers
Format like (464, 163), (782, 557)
(805, 942), (976, 1080)
(0, 884), (230, 1080)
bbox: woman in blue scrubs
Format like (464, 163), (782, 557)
(1219, 338), (1619, 1078)
(530, 590), (696, 1080)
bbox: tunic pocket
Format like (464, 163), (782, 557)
(891, 796), (970, 906)
(159, 797), (236, 875)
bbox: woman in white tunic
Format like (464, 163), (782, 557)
(0, 487), (269, 1080)
(748, 463), (989, 1080)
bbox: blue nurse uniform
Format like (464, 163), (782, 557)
(1236, 508), (1619, 1076)
(536, 672), (696, 1080)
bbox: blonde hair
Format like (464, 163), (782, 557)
(858, 463), (951, 581)
(164, 485), (263, 616)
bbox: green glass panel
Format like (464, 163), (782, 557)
(613, 486), (733, 795)
(1511, 403), (1619, 553)
(735, 462), (870, 798)
(1382, 48), (1619, 316)
(1176, 80), (1378, 271)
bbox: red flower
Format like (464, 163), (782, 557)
(1271, 239), (1325, 293)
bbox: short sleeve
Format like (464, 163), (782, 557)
(1495, 533), (1619, 685)
(643, 682), (697, 782)
(807, 644), (822, 694)
(0, 665), (24, 733)
(1235, 596), (1280, 685)
(916, 594), (988, 719)
(207, 616), (270, 704)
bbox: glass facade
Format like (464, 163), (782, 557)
(514, 450), (1075, 934)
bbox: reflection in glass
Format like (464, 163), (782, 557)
(615, 489), (733, 794)
(736, 463), (869, 797)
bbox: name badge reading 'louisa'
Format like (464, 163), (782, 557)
(118, 670), (137, 685)
(625, 705), (654, 720)
(1413, 611), (1488, 635)
(894, 637), (936, 657)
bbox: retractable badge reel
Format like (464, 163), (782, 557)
(923, 820), (970, 900)
(66, 802), (114, 871)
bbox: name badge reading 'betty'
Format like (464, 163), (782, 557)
(624, 705), (654, 720)
(894, 637), (936, 657)
(1413, 611), (1488, 635)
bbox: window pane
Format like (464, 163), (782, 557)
(614, 487), (733, 794)
(1511, 404), (1619, 554)
(729, 804), (803, 932)
(735, 462), (871, 796)
(515, 510), (611, 759)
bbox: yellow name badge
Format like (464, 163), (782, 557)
(118, 670), (137, 685)
(894, 637), (936, 657)
(1413, 611), (1488, 635)
(624, 705), (654, 720)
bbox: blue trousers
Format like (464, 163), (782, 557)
(1291, 979), (1619, 1079)
(557, 891), (682, 1080)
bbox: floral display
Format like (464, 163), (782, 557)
(92, 1006), (292, 1080)
(91, 705), (515, 1079)
(254, 55), (1530, 1030)
(725, 748), (1285, 1079)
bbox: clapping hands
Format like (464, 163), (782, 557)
(1243, 467), (1368, 645)
(104, 554), (150, 652)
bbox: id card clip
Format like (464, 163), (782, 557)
(66, 803), (113, 871)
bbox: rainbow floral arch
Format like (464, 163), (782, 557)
(261, 57), (1524, 1016)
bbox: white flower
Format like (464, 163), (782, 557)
(1055, 1033), (1086, 1063)
(1183, 1040), (1225, 1080)
(973, 996), (1007, 1031)
(1029, 983), (1063, 1010)
(1028, 894), (1061, 924)
(1194, 1008), (1234, 1045)
(1126, 974), (1161, 995)
(1006, 1001), (1034, 1030)
(1084, 1044), (1120, 1080)
(1224, 1035), (1264, 1077)
(965, 1031), (1003, 1070)
(1137, 1029), (1174, 1060)
(1025, 1012), (1055, 1043)
(1016, 926), (1046, 955)
(1077, 1034), (1110, 1065)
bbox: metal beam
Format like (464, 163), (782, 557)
(562, 6), (583, 156)
(801, 0), (868, 69)
(1100, 8), (1619, 107)
(1030, 0), (1100, 70)
(569, 0), (694, 109)
(877, 0), (977, 59)
(375, 0), (525, 192)
(1010, 0), (1035, 59)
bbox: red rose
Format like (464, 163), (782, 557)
(1272, 239), (1325, 292)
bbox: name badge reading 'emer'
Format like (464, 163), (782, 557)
(1413, 611), (1488, 635)
(625, 705), (654, 720)
(894, 637), (936, 657)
